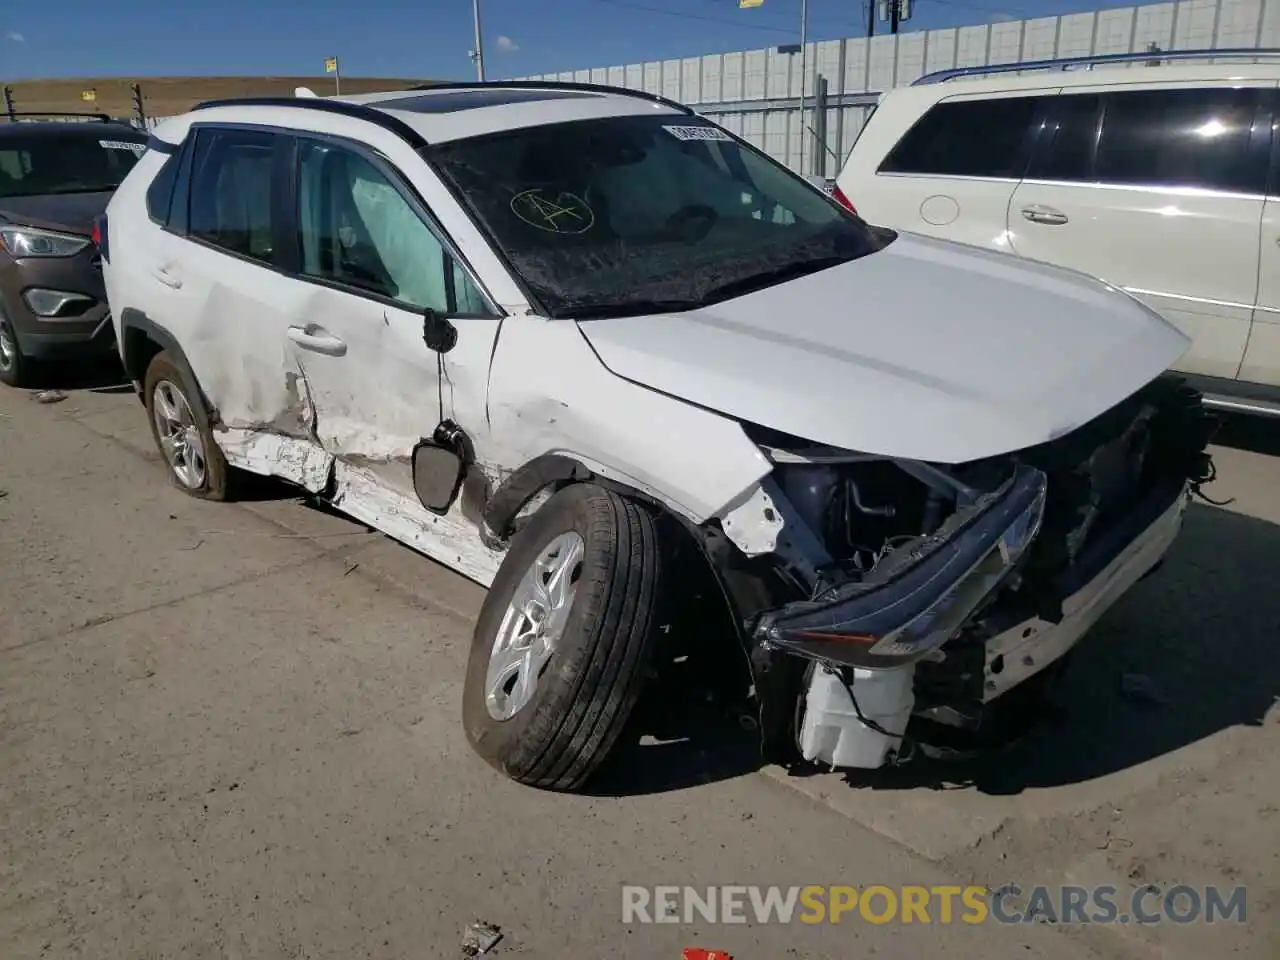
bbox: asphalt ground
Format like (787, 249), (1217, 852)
(1, 366), (1276, 959)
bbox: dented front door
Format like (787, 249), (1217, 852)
(281, 137), (500, 501)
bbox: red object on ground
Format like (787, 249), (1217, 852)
(683, 950), (734, 960)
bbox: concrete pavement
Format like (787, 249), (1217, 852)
(0, 373), (1276, 959)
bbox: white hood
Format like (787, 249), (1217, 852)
(576, 233), (1191, 464)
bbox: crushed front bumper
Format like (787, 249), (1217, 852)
(754, 465), (1048, 670)
(979, 483), (1188, 702)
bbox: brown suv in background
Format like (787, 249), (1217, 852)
(0, 114), (147, 387)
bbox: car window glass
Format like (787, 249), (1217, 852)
(296, 140), (487, 313)
(430, 115), (884, 317)
(1028, 93), (1100, 182)
(146, 148), (182, 225)
(0, 133), (145, 199)
(878, 96), (1042, 179)
(1092, 88), (1263, 193)
(187, 129), (276, 263)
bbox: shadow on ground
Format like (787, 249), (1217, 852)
(584, 669), (763, 798)
(777, 501), (1280, 796)
(594, 500), (1280, 798)
(19, 355), (131, 393)
(1211, 411), (1280, 457)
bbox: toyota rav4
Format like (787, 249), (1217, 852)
(98, 82), (1215, 790)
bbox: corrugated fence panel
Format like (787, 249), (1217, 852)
(510, 0), (1280, 172)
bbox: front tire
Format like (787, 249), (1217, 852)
(463, 483), (668, 791)
(0, 318), (31, 388)
(143, 351), (233, 501)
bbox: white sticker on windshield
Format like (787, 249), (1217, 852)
(99, 139), (147, 155)
(662, 124), (733, 142)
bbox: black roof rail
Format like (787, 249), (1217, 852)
(2, 111), (112, 123)
(190, 95), (429, 148)
(913, 47), (1280, 85)
(401, 79), (694, 114)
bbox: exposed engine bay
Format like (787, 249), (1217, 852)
(717, 375), (1218, 770)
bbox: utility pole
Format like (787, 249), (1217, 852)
(798, 0), (808, 176)
(867, 0), (875, 39)
(471, 0), (486, 81)
(2, 86), (14, 121)
(131, 82), (146, 127)
(877, 0), (910, 36)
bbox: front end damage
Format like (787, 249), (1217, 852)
(718, 375), (1217, 770)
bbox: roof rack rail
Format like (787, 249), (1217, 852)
(2, 111), (112, 123)
(190, 95), (430, 148)
(913, 47), (1280, 85)
(402, 79), (694, 115)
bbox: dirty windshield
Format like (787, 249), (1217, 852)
(429, 115), (889, 318)
(0, 130), (146, 198)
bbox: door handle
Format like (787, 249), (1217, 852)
(150, 265), (183, 289)
(287, 324), (347, 357)
(1021, 205), (1069, 226)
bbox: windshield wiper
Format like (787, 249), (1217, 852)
(558, 298), (702, 320)
(694, 255), (852, 305)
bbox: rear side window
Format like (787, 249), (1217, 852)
(1091, 87), (1266, 194)
(878, 96), (1042, 179)
(1027, 93), (1101, 182)
(187, 128), (276, 264)
(146, 148), (181, 225)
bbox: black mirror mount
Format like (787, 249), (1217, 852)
(422, 309), (458, 353)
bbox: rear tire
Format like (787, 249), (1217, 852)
(463, 483), (668, 791)
(143, 351), (233, 501)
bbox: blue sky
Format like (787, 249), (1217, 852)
(2, 0), (1125, 81)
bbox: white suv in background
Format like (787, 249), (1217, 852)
(835, 48), (1280, 418)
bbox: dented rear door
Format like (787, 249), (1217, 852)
(166, 125), (331, 487)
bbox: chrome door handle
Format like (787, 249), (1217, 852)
(1021, 205), (1069, 226)
(150, 265), (183, 289)
(287, 324), (347, 357)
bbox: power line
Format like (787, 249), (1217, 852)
(918, 0), (1039, 18)
(701, 0), (870, 35)
(588, 0), (798, 34)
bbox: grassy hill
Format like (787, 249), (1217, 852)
(1, 76), (440, 123)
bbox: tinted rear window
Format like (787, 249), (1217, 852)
(878, 96), (1042, 179)
(0, 132), (147, 198)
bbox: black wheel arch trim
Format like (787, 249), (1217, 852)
(118, 309), (215, 423)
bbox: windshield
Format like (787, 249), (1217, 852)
(0, 132), (146, 199)
(429, 115), (891, 318)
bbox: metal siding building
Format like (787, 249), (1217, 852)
(519, 0), (1280, 174)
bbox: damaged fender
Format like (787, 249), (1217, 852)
(484, 317), (774, 529)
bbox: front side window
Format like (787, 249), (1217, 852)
(1090, 87), (1265, 194)
(878, 96), (1043, 179)
(296, 140), (487, 313)
(429, 115), (887, 318)
(0, 131), (146, 199)
(187, 128), (276, 263)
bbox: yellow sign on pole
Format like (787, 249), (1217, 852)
(324, 57), (338, 73)
(80, 89), (97, 102)
(739, 0), (765, 7)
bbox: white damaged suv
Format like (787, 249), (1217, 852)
(98, 81), (1216, 790)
